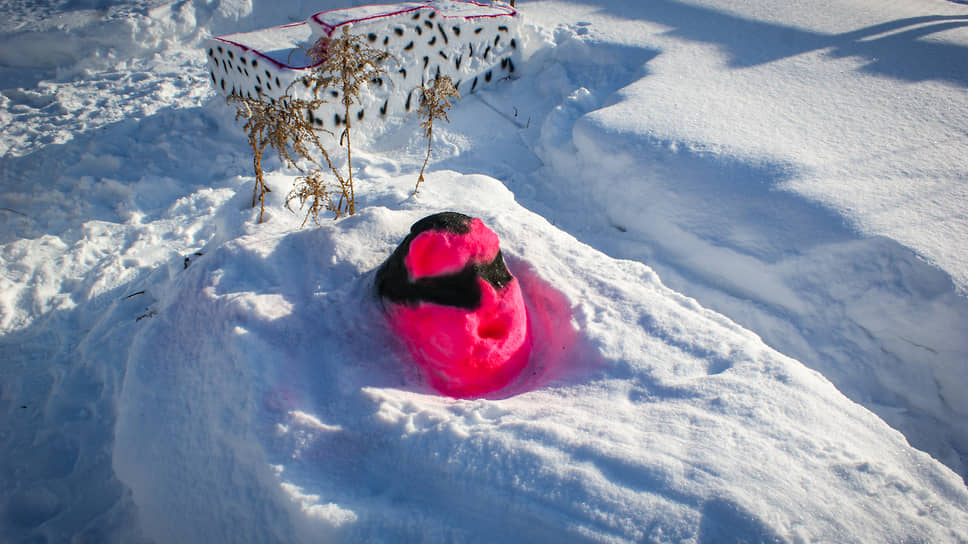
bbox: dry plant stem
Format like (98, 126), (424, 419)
(229, 91), (343, 224)
(414, 76), (460, 195)
(287, 118), (352, 225)
(335, 40), (354, 215)
(237, 97), (272, 223)
(230, 26), (392, 224)
(252, 139), (274, 222)
(416, 130), (432, 192)
(343, 105), (355, 216)
(308, 26), (392, 216)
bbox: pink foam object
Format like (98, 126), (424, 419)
(388, 277), (531, 397)
(405, 218), (500, 280)
(382, 215), (532, 397)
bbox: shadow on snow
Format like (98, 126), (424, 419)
(444, 18), (968, 485)
(590, 0), (968, 87)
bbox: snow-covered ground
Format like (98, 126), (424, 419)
(2, 0), (967, 542)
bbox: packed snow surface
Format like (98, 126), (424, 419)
(2, 0), (967, 542)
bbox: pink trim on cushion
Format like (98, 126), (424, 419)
(310, 1), (517, 38)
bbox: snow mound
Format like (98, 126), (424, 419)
(113, 173), (968, 543)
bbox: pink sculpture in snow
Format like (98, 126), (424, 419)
(376, 212), (531, 397)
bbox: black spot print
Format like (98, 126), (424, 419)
(252, 59), (258, 68)
(357, 109), (365, 121)
(471, 76), (478, 91)
(507, 58), (515, 73)
(437, 23), (449, 44)
(208, 48), (214, 57)
(380, 98), (388, 115)
(428, 35), (436, 46)
(455, 54), (462, 70)
(405, 41), (414, 51)
(498, 26), (509, 32)
(412, 11), (421, 19)
(510, 39), (517, 49)
(424, 20), (433, 29)
(244, 68), (249, 77)
(384, 36), (389, 46)
(302, 77), (310, 88)
(399, 67), (408, 79)
(240, 57), (247, 65)
(435, 65), (441, 79)
(468, 43), (474, 57)
(416, 25), (423, 35)
(265, 70), (271, 79)
(494, 35), (501, 46)
(217, 46), (223, 54)
(220, 78), (225, 90)
(275, 76), (280, 88)
(452, 26), (461, 36)
(256, 75), (262, 84)
(483, 45), (491, 59)
(210, 71), (215, 83)
(428, 10), (436, 19)
(394, 27), (404, 36)
(439, 51), (448, 60)
(485, 70), (492, 82)
(334, 113), (342, 125)
(330, 90), (339, 98)
(474, 27), (483, 34)
(228, 50), (234, 59)
(406, 90), (413, 111)
(368, 33), (377, 42)
(423, 56), (429, 69)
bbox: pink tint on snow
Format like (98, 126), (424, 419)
(404, 218), (500, 280)
(388, 277), (531, 398)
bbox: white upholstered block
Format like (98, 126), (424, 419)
(205, 1), (522, 132)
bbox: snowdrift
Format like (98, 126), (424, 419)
(113, 174), (968, 542)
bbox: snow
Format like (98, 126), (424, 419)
(1, 0), (967, 542)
